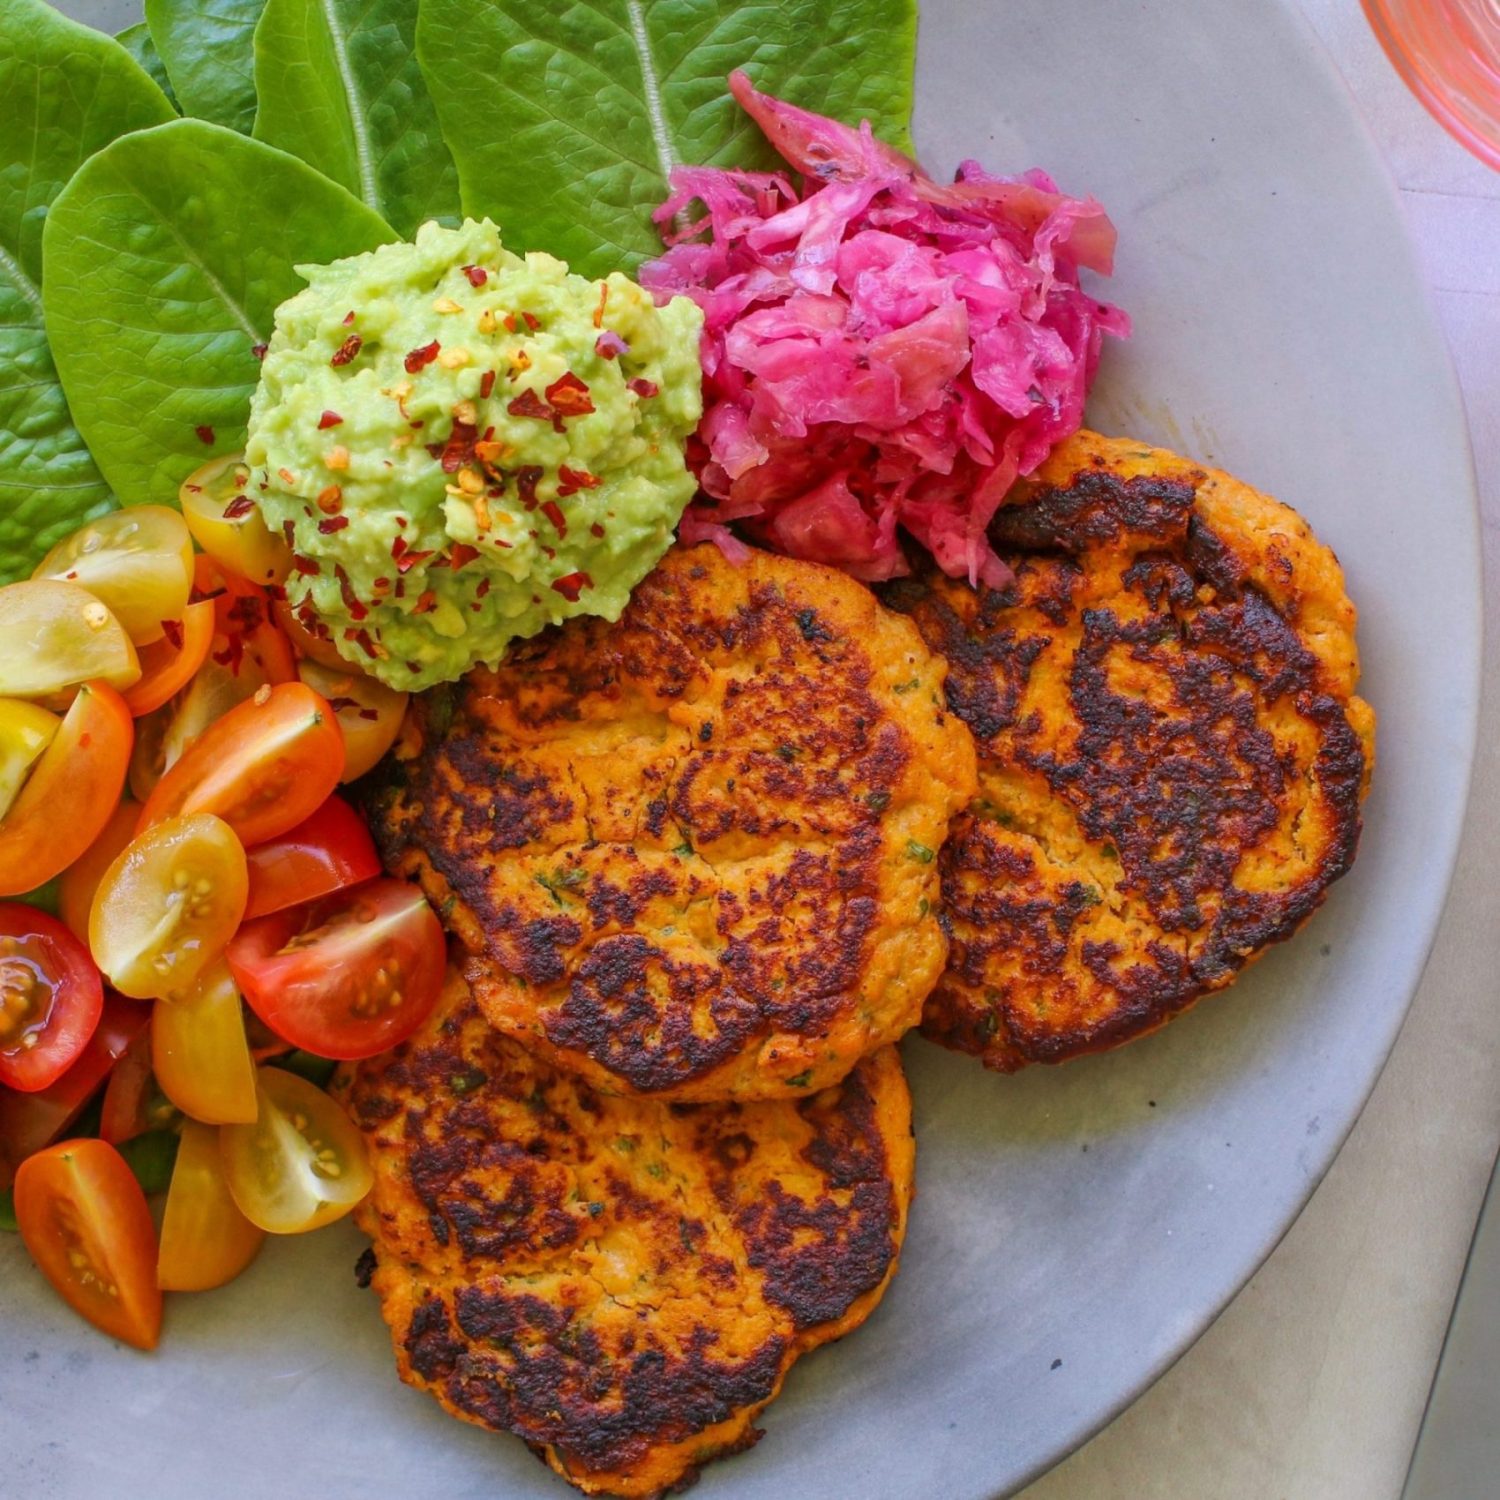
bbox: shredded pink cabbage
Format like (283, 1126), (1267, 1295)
(640, 71), (1131, 585)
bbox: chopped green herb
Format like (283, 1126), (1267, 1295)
(906, 839), (935, 864)
(918, 897), (930, 918)
(645, 1160), (667, 1180)
(448, 1066), (487, 1095)
(672, 841), (694, 858)
(893, 677), (920, 694)
(865, 790), (891, 813)
(785, 1069), (813, 1088)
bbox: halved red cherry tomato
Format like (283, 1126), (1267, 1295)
(158, 1118), (265, 1290)
(0, 906), (103, 1093)
(59, 798), (141, 943)
(137, 682), (345, 846)
(0, 682), (133, 898)
(242, 796), (380, 921)
(0, 993), (149, 1186)
(14, 1137), (162, 1348)
(226, 879), (444, 1060)
(121, 600), (215, 718)
(193, 556), (297, 686)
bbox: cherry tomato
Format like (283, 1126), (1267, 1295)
(0, 993), (149, 1186)
(158, 1118), (265, 1291)
(275, 598), (350, 670)
(98, 1018), (176, 1145)
(121, 600), (215, 718)
(0, 580), (139, 700)
(179, 454), (292, 588)
(0, 906), (103, 1093)
(138, 682), (345, 847)
(226, 879), (444, 1061)
(59, 799), (141, 943)
(14, 1137), (162, 1349)
(295, 659), (408, 782)
(34, 506), (194, 647)
(0, 683), (133, 898)
(242, 796), (380, 922)
(0, 700), (59, 821)
(89, 814), (248, 999)
(193, 556), (297, 687)
(152, 961), (257, 1125)
(219, 1065), (372, 1233)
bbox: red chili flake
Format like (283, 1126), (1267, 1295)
(545, 372), (595, 419)
(396, 549), (435, 575)
(521, 311), (540, 331)
(405, 340), (441, 373)
(331, 333), (363, 366)
(358, 707), (380, 721)
(282, 520), (297, 546)
(406, 660), (421, 673)
(390, 535), (409, 561)
(479, 370), (496, 400)
(349, 629), (379, 660)
(502, 312), (517, 333)
(318, 516), (350, 534)
(412, 590), (437, 615)
(515, 466), (544, 510)
(551, 570), (591, 602)
(448, 543), (481, 570)
(318, 410), (343, 430)
(334, 562), (368, 621)
(540, 500), (568, 537)
(590, 522), (606, 539)
(592, 283), (608, 328)
(506, 389), (553, 423)
(160, 618), (185, 650)
(291, 555), (322, 577)
(557, 464), (599, 497)
(476, 577), (492, 598)
(251, 343), (268, 361)
(438, 420), (478, 473)
(395, 515), (408, 529)
(373, 576), (391, 590)
(342, 310), (356, 325)
(594, 331), (629, 359)
(424, 442), (445, 462)
(222, 495), (256, 520)
(195, 425), (215, 445)
(628, 378), (660, 399)
(316, 484), (343, 514)
(462, 264), (488, 288)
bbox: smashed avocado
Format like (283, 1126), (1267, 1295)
(245, 219), (703, 690)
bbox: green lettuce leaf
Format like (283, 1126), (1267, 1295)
(43, 119), (394, 509)
(0, 0), (176, 583)
(416, 0), (917, 277)
(145, 0), (266, 134)
(116, 21), (180, 109)
(252, 0), (459, 238)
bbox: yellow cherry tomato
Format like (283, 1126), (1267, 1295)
(152, 961), (258, 1125)
(179, 454), (292, 588)
(58, 798), (141, 943)
(89, 813), (247, 999)
(219, 1066), (372, 1234)
(0, 699), (60, 822)
(0, 580), (140, 700)
(296, 659), (408, 782)
(158, 1118), (266, 1291)
(34, 506), (194, 646)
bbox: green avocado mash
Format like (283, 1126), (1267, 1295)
(245, 219), (703, 690)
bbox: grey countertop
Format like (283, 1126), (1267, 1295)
(1021, 3), (1500, 1495)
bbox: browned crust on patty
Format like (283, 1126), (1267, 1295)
(360, 542), (975, 1101)
(337, 972), (914, 1497)
(881, 431), (1375, 1070)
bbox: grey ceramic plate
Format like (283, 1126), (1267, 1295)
(2, 0), (1481, 1496)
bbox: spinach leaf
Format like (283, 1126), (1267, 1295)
(43, 120), (393, 509)
(116, 21), (180, 110)
(145, 0), (266, 134)
(0, 0), (176, 583)
(416, 0), (917, 277)
(252, 0), (459, 238)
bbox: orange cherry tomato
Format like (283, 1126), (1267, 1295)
(59, 798), (141, 943)
(98, 1017), (175, 1145)
(0, 906), (103, 1093)
(138, 681), (345, 847)
(193, 556), (297, 686)
(14, 1136), (162, 1349)
(121, 600), (215, 718)
(0, 682), (133, 898)
(158, 1118), (266, 1291)
(274, 597), (349, 670)
(295, 659), (408, 781)
(152, 961), (258, 1125)
(219, 1065), (372, 1233)
(242, 796), (381, 921)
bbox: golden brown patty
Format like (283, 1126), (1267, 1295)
(882, 431), (1375, 1070)
(337, 972), (914, 1498)
(362, 541), (976, 1102)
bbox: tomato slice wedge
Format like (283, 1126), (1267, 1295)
(137, 681), (345, 847)
(98, 1018), (177, 1145)
(14, 1137), (162, 1349)
(158, 1118), (265, 1291)
(0, 580), (141, 699)
(89, 813), (248, 1000)
(121, 600), (215, 719)
(0, 683), (133, 898)
(179, 454), (292, 589)
(193, 556), (297, 687)
(219, 1065), (372, 1233)
(242, 796), (381, 922)
(59, 799), (141, 944)
(0, 699), (59, 822)
(226, 879), (445, 1061)
(0, 993), (149, 1187)
(0, 905), (103, 1093)
(152, 961), (258, 1125)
